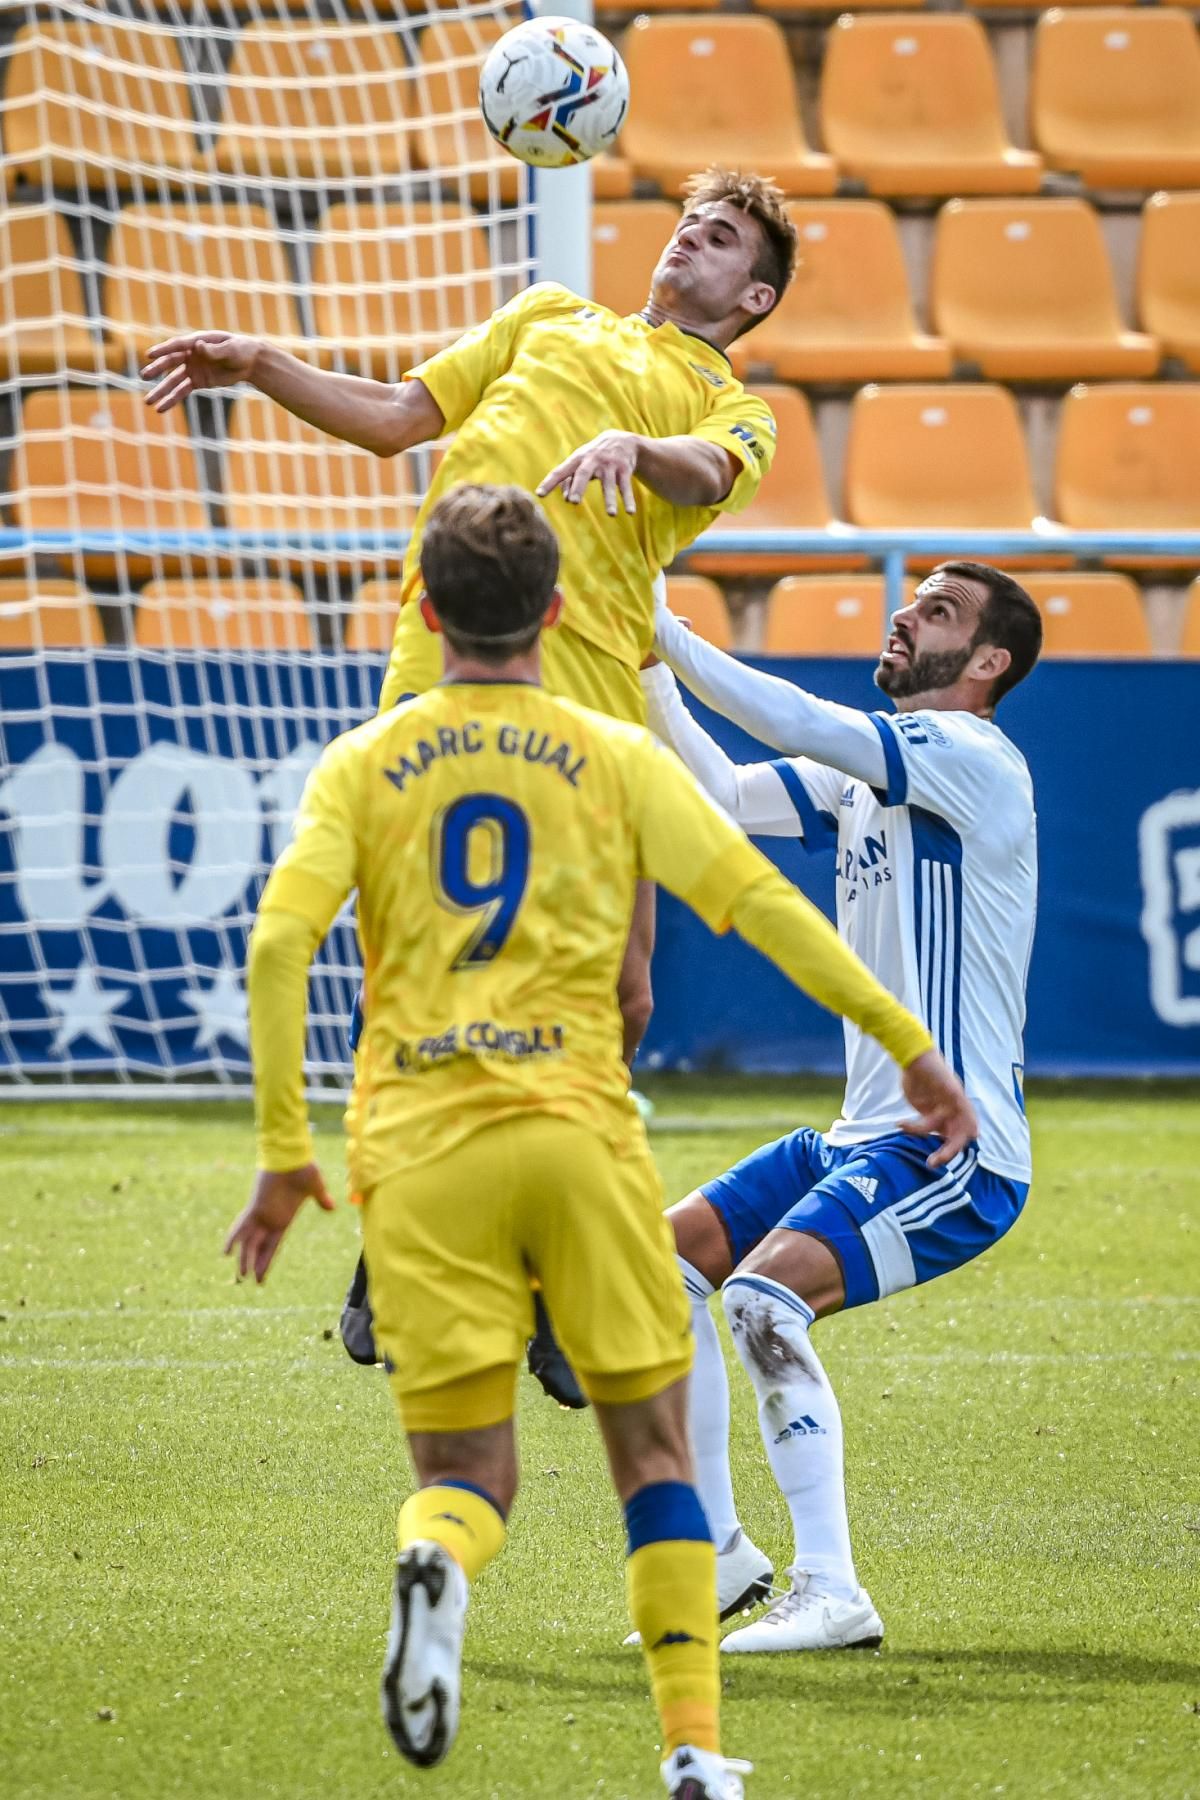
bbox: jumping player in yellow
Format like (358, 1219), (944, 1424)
(223, 486), (976, 1800)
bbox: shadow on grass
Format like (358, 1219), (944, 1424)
(470, 1645), (1198, 1707)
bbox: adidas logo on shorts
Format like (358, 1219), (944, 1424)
(845, 1174), (880, 1203)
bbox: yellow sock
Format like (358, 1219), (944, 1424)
(397, 1482), (507, 1583)
(625, 1482), (719, 1756)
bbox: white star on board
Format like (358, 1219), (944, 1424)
(180, 964), (249, 1051)
(42, 964), (132, 1055)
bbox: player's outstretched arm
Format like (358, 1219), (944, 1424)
(537, 431), (736, 517)
(641, 661), (805, 836)
(142, 332), (445, 458)
(655, 604), (889, 785)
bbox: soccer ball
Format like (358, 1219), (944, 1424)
(479, 16), (629, 169)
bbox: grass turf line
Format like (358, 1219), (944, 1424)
(1, 1080), (1197, 1800)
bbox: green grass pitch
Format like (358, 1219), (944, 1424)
(2, 1079), (1197, 1800)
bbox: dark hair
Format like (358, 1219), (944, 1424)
(935, 560), (1043, 705)
(681, 167), (798, 338)
(420, 484), (559, 664)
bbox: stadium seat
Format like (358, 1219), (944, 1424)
(12, 388), (209, 581)
(762, 575), (894, 657)
(3, 23), (200, 191)
(134, 578), (313, 652)
(662, 575), (732, 650)
(0, 207), (112, 379)
(592, 202), (679, 320)
(413, 20), (521, 204)
(346, 580), (404, 652)
(619, 18), (837, 198)
(1020, 572), (1151, 656)
(311, 202), (499, 380)
(105, 204), (306, 367)
(208, 24), (413, 183)
(1180, 580), (1200, 656)
(931, 198), (1159, 381)
(593, 156), (635, 201)
(1054, 383), (1200, 563)
(1137, 192), (1200, 375)
(689, 385), (865, 579)
(820, 15), (1043, 198)
(224, 395), (417, 567)
(0, 579), (105, 650)
(728, 200), (952, 384)
(845, 384), (1052, 566)
(1031, 9), (1200, 190)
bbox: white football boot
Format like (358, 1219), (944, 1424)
(720, 1566), (883, 1654)
(380, 1541), (469, 1766)
(624, 1530), (773, 1645)
(662, 1746), (754, 1800)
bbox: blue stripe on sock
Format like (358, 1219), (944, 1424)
(723, 1273), (816, 1330)
(438, 1478), (507, 1523)
(624, 1481), (712, 1556)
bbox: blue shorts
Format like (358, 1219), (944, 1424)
(702, 1129), (1028, 1311)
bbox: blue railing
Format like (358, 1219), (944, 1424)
(3, 527), (1200, 615)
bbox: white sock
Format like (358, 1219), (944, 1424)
(677, 1255), (741, 1554)
(722, 1272), (859, 1602)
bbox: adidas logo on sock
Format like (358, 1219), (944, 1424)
(773, 1414), (826, 1443)
(845, 1174), (879, 1203)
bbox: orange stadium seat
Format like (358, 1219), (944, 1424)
(0, 579), (105, 650)
(845, 384), (1052, 566)
(593, 156), (635, 201)
(663, 575), (732, 650)
(931, 198), (1159, 381)
(311, 202), (499, 380)
(134, 578), (313, 651)
(12, 388), (209, 581)
(208, 24), (413, 183)
(1054, 383), (1200, 563)
(690, 385), (864, 579)
(1031, 10), (1200, 190)
(105, 203), (306, 367)
(1020, 572), (1151, 655)
(224, 395), (418, 567)
(3, 22), (199, 191)
(1137, 192), (1200, 376)
(620, 18), (837, 198)
(346, 580), (404, 653)
(1180, 580), (1200, 656)
(0, 206), (112, 379)
(591, 202), (679, 320)
(729, 200), (952, 384)
(414, 20), (521, 205)
(755, 0), (923, 14)
(762, 575), (895, 656)
(820, 15), (1042, 198)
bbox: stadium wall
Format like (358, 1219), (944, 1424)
(1, 649), (1196, 1085)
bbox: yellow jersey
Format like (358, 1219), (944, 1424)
(377, 285), (776, 710)
(252, 681), (931, 1193)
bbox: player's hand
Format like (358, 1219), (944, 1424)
(223, 1163), (335, 1284)
(537, 430), (641, 517)
(142, 331), (262, 412)
(899, 1050), (978, 1169)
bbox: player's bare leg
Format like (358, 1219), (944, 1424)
(382, 1410), (515, 1767)
(592, 1379), (751, 1800)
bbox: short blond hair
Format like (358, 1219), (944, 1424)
(682, 167), (798, 331)
(421, 484), (559, 660)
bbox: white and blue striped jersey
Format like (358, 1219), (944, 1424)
(643, 643), (1037, 1184)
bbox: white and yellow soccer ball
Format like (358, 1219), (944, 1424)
(479, 16), (629, 168)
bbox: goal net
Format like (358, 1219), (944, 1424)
(0, 0), (537, 1094)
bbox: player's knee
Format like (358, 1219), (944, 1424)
(721, 1272), (821, 1386)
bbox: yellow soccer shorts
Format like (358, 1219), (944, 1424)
(359, 1114), (693, 1432)
(383, 596), (647, 726)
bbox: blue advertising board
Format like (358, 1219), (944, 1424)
(1, 652), (1197, 1080)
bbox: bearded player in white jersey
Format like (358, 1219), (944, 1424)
(642, 560), (1042, 1653)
